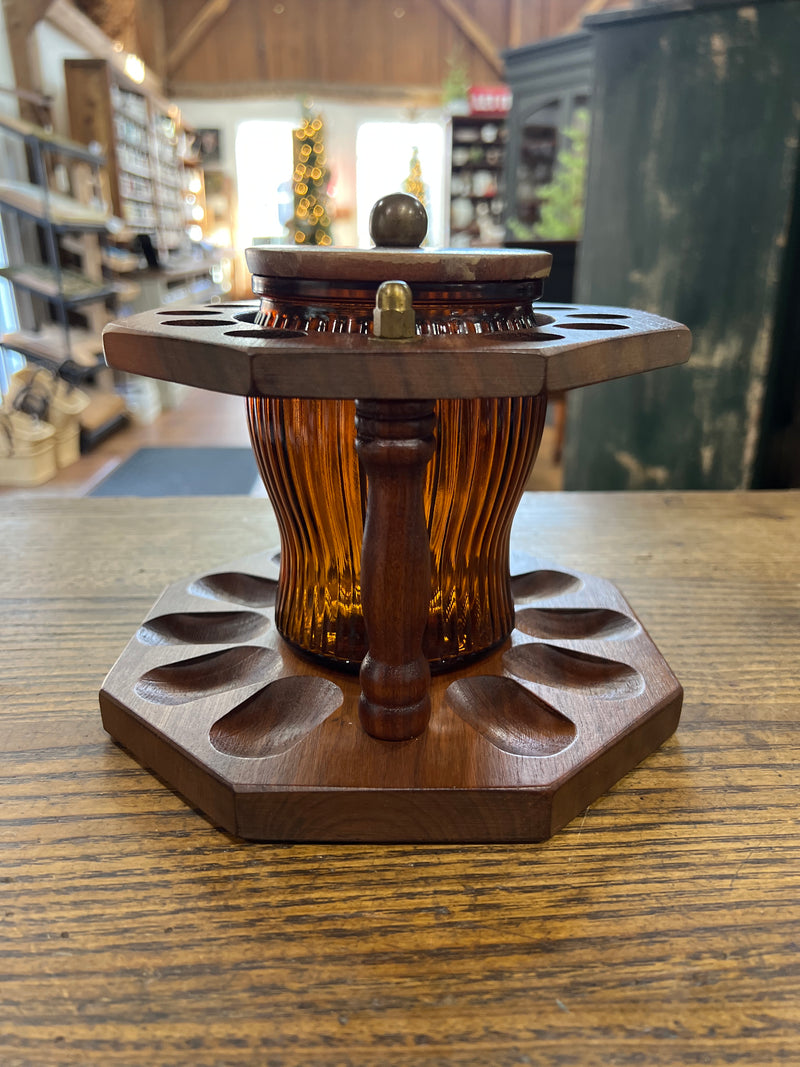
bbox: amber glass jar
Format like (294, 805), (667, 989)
(245, 264), (549, 674)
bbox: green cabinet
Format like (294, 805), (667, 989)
(565, 0), (800, 489)
(502, 32), (594, 240)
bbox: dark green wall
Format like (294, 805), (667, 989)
(564, 0), (800, 490)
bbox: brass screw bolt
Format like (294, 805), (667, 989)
(373, 280), (416, 339)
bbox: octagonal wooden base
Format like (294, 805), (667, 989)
(100, 549), (682, 842)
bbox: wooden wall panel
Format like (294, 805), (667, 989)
(76, 0), (633, 98)
(211, 0), (262, 84)
(166, 0), (515, 96)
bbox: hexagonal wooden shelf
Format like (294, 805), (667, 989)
(100, 548), (682, 843)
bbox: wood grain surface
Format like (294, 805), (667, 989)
(244, 245), (553, 282)
(97, 548), (682, 843)
(355, 400), (436, 740)
(1, 492), (799, 1065)
(101, 303), (690, 399)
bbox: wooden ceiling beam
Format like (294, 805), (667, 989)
(562, 0), (613, 36)
(46, 0), (166, 99)
(509, 0), (523, 50)
(166, 0), (237, 78)
(431, 0), (504, 78)
(170, 78), (444, 108)
(134, 0), (167, 82)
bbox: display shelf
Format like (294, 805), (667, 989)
(66, 60), (160, 241)
(129, 254), (223, 312)
(100, 246), (140, 273)
(151, 111), (188, 253)
(0, 113), (105, 166)
(78, 389), (128, 450)
(65, 59), (201, 257)
(1, 329), (104, 383)
(0, 264), (116, 306)
(0, 105), (126, 453)
(0, 179), (110, 229)
(448, 114), (507, 248)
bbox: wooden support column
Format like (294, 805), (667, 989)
(166, 0), (237, 79)
(1, 0), (53, 121)
(355, 399), (436, 742)
(134, 0), (167, 83)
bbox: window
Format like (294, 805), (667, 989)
(234, 120), (295, 247)
(0, 221), (22, 396)
(355, 121), (447, 247)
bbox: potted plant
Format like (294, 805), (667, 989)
(507, 108), (590, 302)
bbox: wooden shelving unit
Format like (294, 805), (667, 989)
(64, 58), (199, 258)
(0, 113), (128, 450)
(0, 112), (110, 377)
(448, 114), (508, 248)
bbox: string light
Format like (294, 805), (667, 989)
(289, 110), (332, 246)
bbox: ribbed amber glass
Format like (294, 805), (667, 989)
(247, 278), (548, 672)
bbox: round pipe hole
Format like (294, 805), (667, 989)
(560, 322), (628, 331)
(224, 328), (306, 340)
(162, 318), (238, 327)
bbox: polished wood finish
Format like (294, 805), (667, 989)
(245, 245), (552, 282)
(100, 294), (689, 779)
(98, 538), (682, 841)
(99, 271), (691, 837)
(2, 492), (798, 1061)
(102, 301), (691, 399)
(355, 399), (436, 740)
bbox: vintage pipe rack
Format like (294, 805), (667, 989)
(100, 194), (690, 842)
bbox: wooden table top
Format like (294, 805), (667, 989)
(1, 491), (798, 1065)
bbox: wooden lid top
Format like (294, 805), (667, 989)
(246, 193), (551, 284)
(245, 246), (552, 284)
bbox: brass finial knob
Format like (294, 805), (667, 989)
(374, 280), (415, 339)
(369, 193), (428, 248)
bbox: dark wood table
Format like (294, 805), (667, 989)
(2, 491), (798, 1065)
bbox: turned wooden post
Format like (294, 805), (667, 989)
(354, 274), (436, 741)
(355, 397), (436, 741)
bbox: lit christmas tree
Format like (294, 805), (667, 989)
(402, 146), (427, 207)
(288, 111), (332, 246)
(402, 147), (430, 243)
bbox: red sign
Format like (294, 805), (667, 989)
(468, 85), (512, 116)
